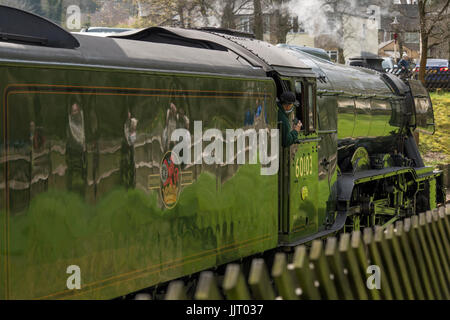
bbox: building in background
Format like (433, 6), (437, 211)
(234, 11), (273, 42)
(377, 2), (420, 61)
(286, 8), (379, 63)
(378, 40), (419, 61)
(285, 17), (315, 48)
(377, 1), (448, 61)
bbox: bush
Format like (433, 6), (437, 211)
(419, 93), (450, 165)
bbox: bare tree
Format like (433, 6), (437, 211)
(0, 0), (36, 12)
(39, 0), (64, 24)
(220, 0), (293, 43)
(221, 0), (237, 29)
(132, 0), (178, 27)
(89, 0), (134, 27)
(269, 0), (291, 44)
(134, 0), (215, 28)
(418, 0), (450, 84)
(253, 0), (263, 39)
(174, 0), (214, 28)
(219, 0), (253, 30)
(423, 2), (450, 59)
(197, 0), (213, 26)
(1, 0), (65, 24)
(318, 0), (354, 64)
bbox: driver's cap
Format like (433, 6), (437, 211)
(280, 91), (296, 104)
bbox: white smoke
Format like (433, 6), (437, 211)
(287, 0), (351, 38)
(287, 0), (394, 59)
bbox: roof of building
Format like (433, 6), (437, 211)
(379, 39), (419, 53)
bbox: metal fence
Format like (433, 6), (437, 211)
(385, 68), (450, 91)
(143, 206), (450, 300)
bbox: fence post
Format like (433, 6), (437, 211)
(272, 252), (300, 300)
(439, 206), (450, 240)
(411, 215), (443, 299)
(324, 237), (354, 299)
(422, 212), (450, 299)
(373, 226), (404, 299)
(364, 228), (393, 300)
(223, 264), (251, 300)
(338, 233), (369, 300)
(435, 209), (450, 265)
(248, 258), (276, 300)
(429, 211), (450, 282)
(445, 206), (450, 238)
(394, 221), (426, 300)
(165, 281), (188, 300)
(291, 245), (321, 300)
(309, 240), (339, 300)
(194, 271), (223, 300)
(384, 224), (415, 299)
(351, 231), (380, 300)
(404, 217), (436, 299)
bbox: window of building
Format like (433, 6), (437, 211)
(290, 17), (305, 33)
(327, 50), (338, 62)
(239, 16), (251, 33)
(404, 32), (419, 43)
(327, 17), (337, 33)
(361, 23), (366, 38)
(382, 29), (392, 43)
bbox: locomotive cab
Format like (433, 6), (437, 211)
(278, 76), (321, 245)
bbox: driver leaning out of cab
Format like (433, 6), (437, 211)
(277, 91), (302, 148)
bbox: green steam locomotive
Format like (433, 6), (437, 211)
(0, 6), (445, 299)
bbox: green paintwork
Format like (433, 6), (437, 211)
(287, 140), (319, 240)
(1, 63), (278, 299)
(278, 78), (322, 244)
(0, 27), (446, 301)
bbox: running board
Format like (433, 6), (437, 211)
(278, 212), (347, 247)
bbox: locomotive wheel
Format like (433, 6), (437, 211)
(351, 147), (370, 172)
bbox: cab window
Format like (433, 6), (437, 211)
(294, 81), (305, 131)
(307, 83), (316, 133)
(295, 80), (316, 134)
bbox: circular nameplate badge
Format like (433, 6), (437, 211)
(160, 151), (182, 209)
